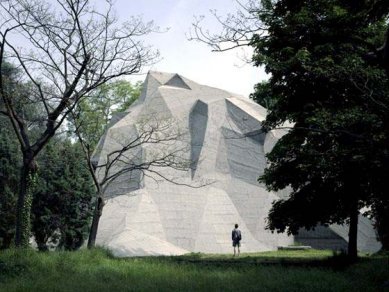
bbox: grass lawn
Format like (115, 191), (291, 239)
(0, 248), (387, 291)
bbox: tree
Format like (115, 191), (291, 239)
(68, 79), (198, 248)
(31, 139), (94, 251)
(0, 0), (158, 247)
(253, 0), (389, 259)
(188, 1), (263, 52)
(365, 4), (389, 251)
(191, 1), (389, 257)
(1, 62), (94, 250)
(250, 81), (276, 110)
(68, 79), (142, 248)
(71, 105), (194, 247)
(0, 62), (23, 249)
(0, 115), (20, 249)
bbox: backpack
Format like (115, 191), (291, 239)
(233, 229), (241, 241)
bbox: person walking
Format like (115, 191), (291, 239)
(232, 223), (242, 257)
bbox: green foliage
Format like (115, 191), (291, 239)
(31, 140), (94, 251)
(1, 67), (94, 250)
(0, 125), (94, 251)
(371, 203), (389, 250)
(253, 0), (389, 242)
(69, 79), (142, 248)
(181, 249), (334, 261)
(1, 60), (95, 250)
(0, 117), (20, 249)
(0, 249), (387, 291)
(250, 81), (277, 110)
(73, 80), (142, 148)
(0, 62), (21, 248)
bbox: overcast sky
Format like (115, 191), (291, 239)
(113, 0), (268, 97)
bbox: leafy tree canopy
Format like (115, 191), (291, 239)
(252, 0), (389, 254)
(72, 80), (142, 148)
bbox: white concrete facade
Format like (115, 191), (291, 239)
(93, 71), (381, 257)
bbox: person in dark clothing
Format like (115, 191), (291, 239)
(232, 223), (242, 256)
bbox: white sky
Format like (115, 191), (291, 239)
(113, 0), (268, 97)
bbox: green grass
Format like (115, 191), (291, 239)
(0, 248), (387, 291)
(178, 249), (334, 261)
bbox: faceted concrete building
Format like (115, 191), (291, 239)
(93, 71), (381, 257)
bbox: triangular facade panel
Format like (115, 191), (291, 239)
(164, 74), (191, 90)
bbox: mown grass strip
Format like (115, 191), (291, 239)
(0, 248), (387, 292)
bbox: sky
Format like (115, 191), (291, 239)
(113, 0), (268, 97)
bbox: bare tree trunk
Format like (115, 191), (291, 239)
(348, 199), (359, 261)
(15, 152), (37, 247)
(87, 195), (105, 249)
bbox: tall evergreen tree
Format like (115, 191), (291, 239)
(0, 62), (21, 249)
(31, 140), (94, 251)
(253, 0), (389, 258)
(0, 116), (20, 248)
(190, 0), (389, 253)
